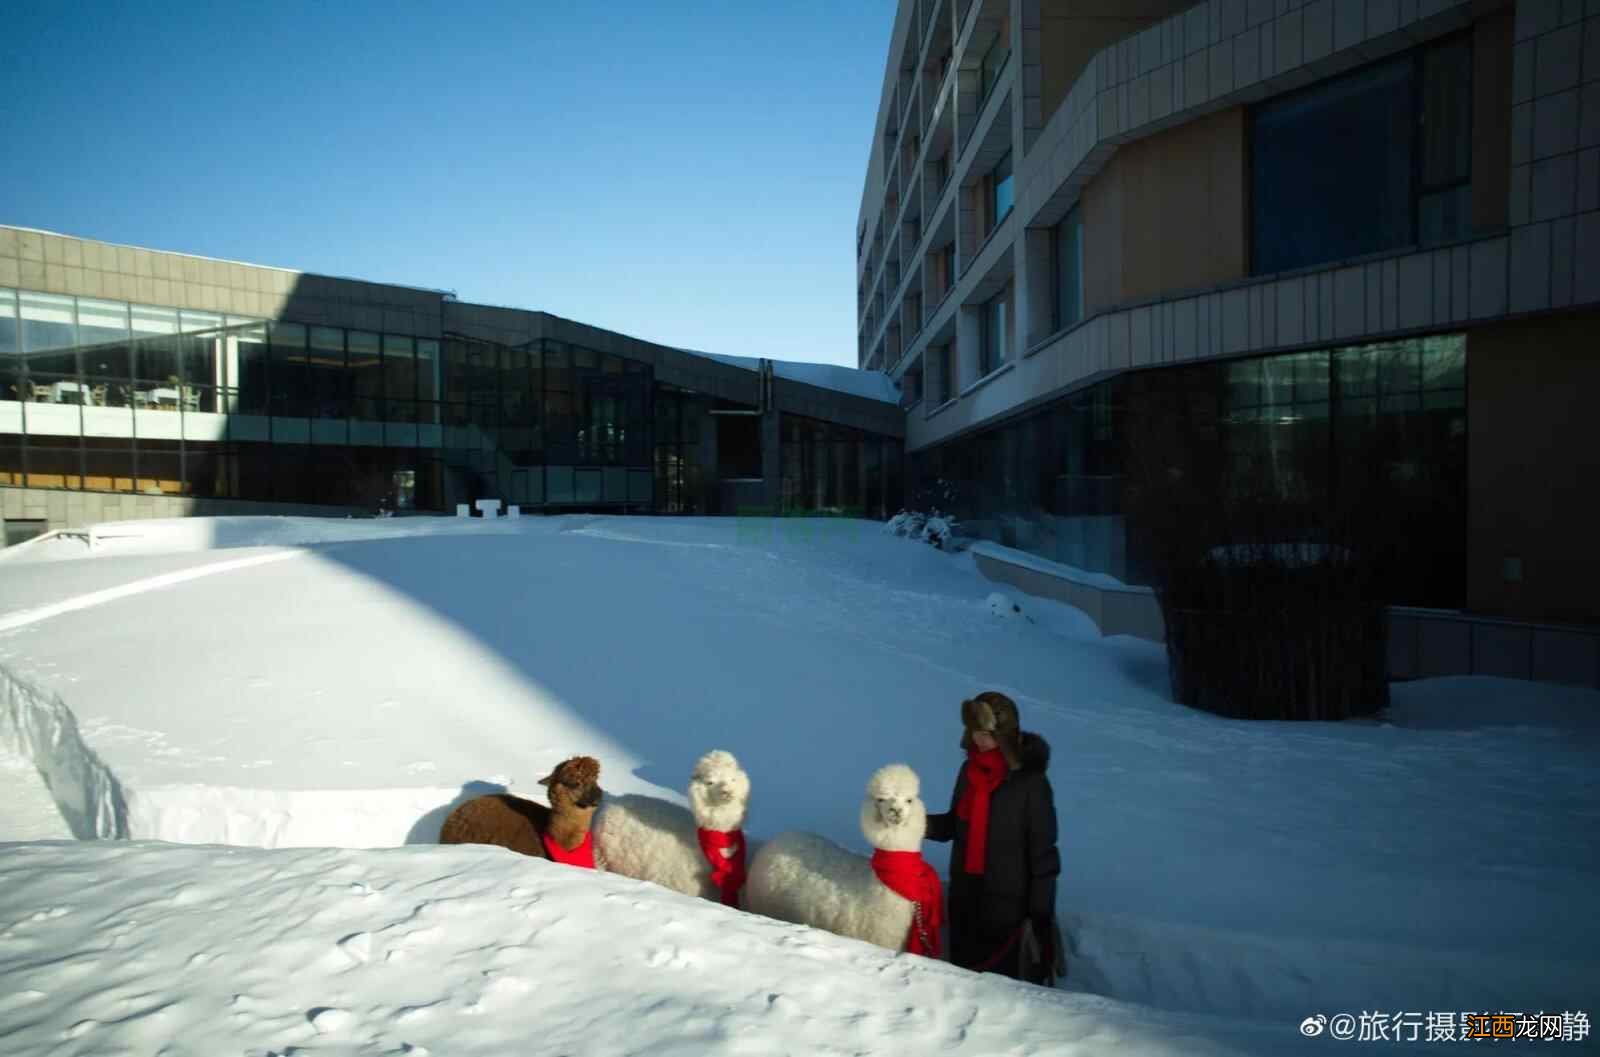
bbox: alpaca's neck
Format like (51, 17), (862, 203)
(693, 799), (747, 833)
(547, 807), (592, 850)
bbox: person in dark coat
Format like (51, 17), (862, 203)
(925, 690), (1064, 984)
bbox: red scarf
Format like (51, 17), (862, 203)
(956, 747), (1008, 875)
(871, 849), (944, 958)
(696, 827), (747, 907)
(541, 830), (596, 869)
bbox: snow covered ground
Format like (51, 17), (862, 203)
(0, 841), (1322, 1057)
(1, 513), (1597, 1055)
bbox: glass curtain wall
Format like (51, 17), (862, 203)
(779, 413), (902, 519)
(907, 334), (1467, 607)
(439, 336), (655, 511)
(0, 286), (443, 510)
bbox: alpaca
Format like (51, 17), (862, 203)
(745, 764), (942, 955)
(439, 756), (603, 868)
(593, 750), (753, 904)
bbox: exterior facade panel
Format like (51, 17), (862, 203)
(860, 0), (1599, 629)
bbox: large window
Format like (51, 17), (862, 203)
(937, 341), (955, 404)
(907, 334), (1467, 607)
(1251, 37), (1471, 275)
(988, 151), (1014, 234)
(980, 284), (1010, 377)
(979, 18), (1010, 104)
(1053, 206), (1084, 333)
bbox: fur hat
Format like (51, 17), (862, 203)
(960, 691), (1023, 770)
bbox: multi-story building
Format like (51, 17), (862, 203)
(0, 225), (904, 541)
(859, 0), (1599, 649)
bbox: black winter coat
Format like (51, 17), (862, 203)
(925, 732), (1061, 978)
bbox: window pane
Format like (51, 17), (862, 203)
(416, 338), (440, 403)
(1419, 186), (1472, 245)
(382, 335), (416, 421)
(269, 322), (309, 417)
(310, 327), (347, 419)
(20, 292), (78, 376)
(180, 309), (222, 335)
(181, 330), (224, 389)
(1054, 208), (1083, 331)
(78, 299), (130, 381)
(0, 290), (19, 397)
(1377, 342), (1421, 393)
(383, 334), (416, 400)
(132, 306), (182, 402)
(1421, 37), (1472, 190)
(1421, 334), (1466, 390)
(1251, 55), (1415, 273)
(349, 332), (382, 420)
(234, 323), (270, 415)
(991, 151), (1014, 225)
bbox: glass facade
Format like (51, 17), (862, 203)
(908, 334), (1468, 608)
(780, 413), (902, 518)
(1251, 35), (1472, 275)
(2, 286), (902, 519)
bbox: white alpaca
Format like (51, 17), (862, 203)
(593, 750), (752, 902)
(745, 764), (928, 952)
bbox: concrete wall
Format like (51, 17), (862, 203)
(1081, 105), (1247, 313)
(1467, 311), (1600, 625)
(973, 543), (1600, 689)
(1, 485), (367, 541)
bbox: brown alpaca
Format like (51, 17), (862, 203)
(439, 756), (602, 861)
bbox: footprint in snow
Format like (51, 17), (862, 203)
(308, 1006), (355, 1034)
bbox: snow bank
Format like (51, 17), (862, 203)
(0, 749), (70, 841)
(0, 664), (126, 839)
(0, 513), (524, 565)
(1, 513), (1595, 1036)
(0, 841), (1316, 1057)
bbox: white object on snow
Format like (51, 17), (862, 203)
(507, 505), (521, 519)
(455, 504), (471, 518)
(985, 591), (1026, 619)
(746, 764), (926, 952)
(475, 499), (502, 518)
(594, 749), (752, 902)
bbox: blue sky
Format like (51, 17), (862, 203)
(0, 1), (893, 366)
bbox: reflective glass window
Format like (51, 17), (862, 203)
(1251, 54), (1414, 273)
(383, 335), (417, 422)
(1054, 207), (1083, 332)
(268, 322), (309, 418)
(348, 332), (382, 420)
(20, 292), (78, 378)
(235, 323), (270, 415)
(309, 327), (347, 419)
(78, 299), (131, 383)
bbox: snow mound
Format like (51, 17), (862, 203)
(0, 514), (532, 565)
(0, 841), (1296, 1057)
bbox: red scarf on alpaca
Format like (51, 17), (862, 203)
(696, 827), (747, 907)
(956, 746), (1008, 875)
(870, 849), (944, 958)
(541, 830), (596, 869)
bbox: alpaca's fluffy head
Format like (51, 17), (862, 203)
(860, 763), (926, 852)
(688, 750), (751, 832)
(539, 756), (603, 818)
